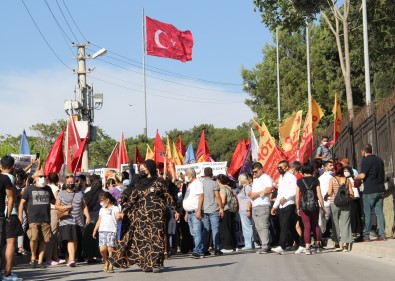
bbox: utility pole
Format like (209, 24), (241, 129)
(76, 43), (89, 171)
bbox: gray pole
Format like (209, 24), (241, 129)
(76, 43), (89, 172)
(306, 24), (312, 109)
(276, 27), (281, 122)
(142, 8), (148, 138)
(362, 0), (371, 105)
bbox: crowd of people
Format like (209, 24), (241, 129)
(0, 140), (389, 279)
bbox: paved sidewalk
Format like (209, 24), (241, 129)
(325, 237), (395, 261)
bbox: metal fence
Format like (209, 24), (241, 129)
(315, 91), (395, 184)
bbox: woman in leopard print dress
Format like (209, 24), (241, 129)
(109, 160), (179, 273)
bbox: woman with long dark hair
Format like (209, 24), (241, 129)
(82, 178), (104, 263)
(110, 160), (179, 273)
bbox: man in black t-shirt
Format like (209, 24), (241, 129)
(19, 169), (55, 268)
(355, 144), (386, 241)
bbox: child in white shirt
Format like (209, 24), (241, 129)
(93, 192), (120, 273)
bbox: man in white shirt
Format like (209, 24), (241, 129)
(183, 168), (205, 258)
(249, 162), (273, 254)
(271, 161), (300, 255)
(318, 161), (334, 238)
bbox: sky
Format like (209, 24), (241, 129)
(0, 0), (274, 140)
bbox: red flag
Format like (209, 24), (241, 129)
(154, 130), (166, 163)
(146, 16), (194, 62)
(118, 132), (129, 168)
(134, 146), (144, 165)
(107, 143), (120, 169)
(71, 135), (88, 174)
(196, 130), (211, 162)
(67, 116), (81, 172)
(176, 135), (186, 156)
(227, 139), (248, 179)
(44, 129), (65, 175)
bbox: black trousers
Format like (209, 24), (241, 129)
(219, 210), (236, 250)
(278, 204), (300, 249)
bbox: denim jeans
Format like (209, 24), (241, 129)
(188, 211), (204, 255)
(363, 192), (385, 237)
(239, 210), (253, 248)
(202, 211), (220, 252)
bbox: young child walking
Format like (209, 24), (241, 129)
(93, 192), (120, 273)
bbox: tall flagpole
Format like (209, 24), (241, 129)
(276, 27), (281, 123)
(142, 8), (148, 138)
(362, 0), (371, 106)
(306, 23), (312, 109)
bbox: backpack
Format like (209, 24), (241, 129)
(301, 179), (319, 212)
(225, 186), (239, 213)
(334, 178), (349, 207)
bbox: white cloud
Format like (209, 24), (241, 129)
(0, 66), (254, 140)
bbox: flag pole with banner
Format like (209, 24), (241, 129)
(142, 8), (148, 138)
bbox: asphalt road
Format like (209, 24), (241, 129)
(12, 248), (395, 281)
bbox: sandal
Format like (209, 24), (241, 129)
(107, 264), (114, 273)
(103, 261), (109, 272)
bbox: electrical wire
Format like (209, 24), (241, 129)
(21, 0), (72, 70)
(55, 0), (79, 42)
(90, 43), (242, 87)
(92, 70), (244, 102)
(61, 0), (89, 42)
(87, 74), (243, 104)
(44, 0), (73, 43)
(95, 57), (244, 94)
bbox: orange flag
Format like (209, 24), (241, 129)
(280, 110), (303, 163)
(332, 93), (342, 143)
(154, 130), (166, 163)
(145, 144), (154, 160)
(251, 119), (285, 180)
(196, 130), (211, 162)
(299, 98), (324, 164)
(172, 141), (183, 166)
(165, 136), (173, 163)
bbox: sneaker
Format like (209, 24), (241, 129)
(256, 249), (271, 254)
(29, 260), (37, 269)
(191, 253), (204, 259)
(363, 236), (371, 242)
(305, 248), (312, 255)
(271, 246), (284, 255)
(221, 249), (234, 253)
(152, 267), (162, 273)
(342, 247), (349, 252)
(377, 235), (387, 241)
(67, 261), (76, 267)
(315, 247), (322, 254)
(241, 247), (253, 251)
(294, 246), (306, 254)
(57, 259), (66, 264)
(46, 259), (59, 266)
(214, 251), (223, 256)
(38, 263), (47, 269)
(2, 273), (23, 281)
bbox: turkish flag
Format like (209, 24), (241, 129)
(44, 129), (65, 175)
(146, 16), (193, 62)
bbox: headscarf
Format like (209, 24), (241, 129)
(84, 179), (104, 211)
(136, 159), (158, 189)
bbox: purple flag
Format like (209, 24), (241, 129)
(239, 144), (252, 175)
